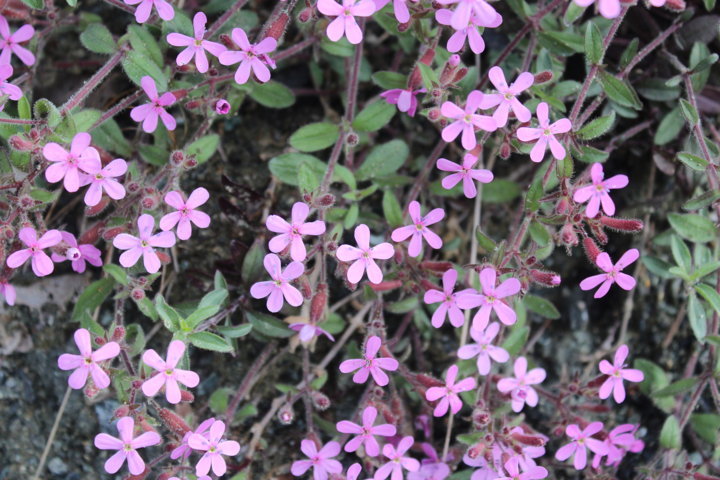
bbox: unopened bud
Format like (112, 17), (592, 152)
(534, 71), (553, 84)
(114, 405), (130, 418)
(428, 108), (440, 121)
(370, 280), (403, 292)
(4, 226), (14, 240)
(560, 223), (578, 247)
(398, 21), (410, 32)
(9, 135), (32, 151)
(127, 182), (140, 194)
(499, 141), (511, 159)
(172, 89), (188, 101)
(180, 390), (194, 403)
(141, 196), (158, 210)
(170, 150), (184, 166)
(310, 283), (328, 323)
(278, 403), (294, 424)
(112, 326), (126, 342)
(177, 64), (192, 73)
(556, 196), (570, 214)
(219, 34), (234, 49)
(215, 99), (231, 115)
(452, 67), (468, 84)
(19, 195), (33, 208)
(416, 373), (444, 388)
(311, 391), (330, 410)
(86, 197), (111, 217)
(599, 216), (644, 233)
(510, 432), (546, 447)
(300, 276), (312, 299)
(467, 442), (486, 459)
(582, 237), (602, 263)
(131, 288), (145, 301)
(84, 383), (100, 398)
(316, 194), (335, 208)
(419, 261), (452, 273)
(266, 13), (289, 40)
(298, 7), (312, 23)
(184, 157), (198, 169)
(472, 409), (490, 428)
(530, 269), (561, 287)
(158, 408), (191, 436)
(94, 336), (106, 346)
(185, 100), (201, 110)
(345, 132), (359, 147)
(101, 226), (125, 241)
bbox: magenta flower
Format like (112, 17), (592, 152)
(457, 268), (521, 330)
(572, 163), (628, 218)
(579, 249), (638, 298)
(94, 416), (161, 475)
(423, 269), (475, 328)
(0, 281), (15, 306)
(380, 88), (425, 117)
(497, 456), (548, 480)
(436, 153), (493, 198)
(188, 420), (240, 477)
(78, 156), (128, 207)
(6, 227), (61, 277)
(339, 335), (399, 386)
(435, 8), (501, 54)
(43, 132), (100, 193)
(166, 12), (226, 73)
(171, 417), (215, 460)
(336, 406), (397, 457)
(435, 0), (499, 30)
(0, 64), (22, 111)
(497, 357), (545, 412)
(219, 28), (277, 85)
(131, 76), (176, 133)
(317, 0), (375, 44)
(573, 0), (621, 18)
(555, 422), (608, 470)
(479, 67), (533, 127)
(160, 188), (211, 240)
(250, 253), (304, 312)
(336, 224), (394, 284)
(112, 214), (176, 273)
(516, 102), (571, 163)
(58, 328), (120, 389)
(592, 424), (644, 468)
(425, 364), (476, 417)
(142, 340), (200, 404)
(50, 231), (102, 274)
(376, 436), (420, 480)
(215, 98), (230, 114)
(289, 322), (336, 342)
(457, 322), (509, 375)
(441, 90), (497, 150)
(391, 201), (445, 258)
(124, 0), (175, 23)
(291, 439), (343, 479)
(0, 15), (34, 66)
(267, 202), (326, 262)
(598, 344), (644, 403)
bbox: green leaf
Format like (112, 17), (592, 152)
(71, 277), (114, 322)
(677, 152), (709, 171)
(695, 283), (720, 315)
(528, 221), (550, 247)
(33, 99), (62, 128)
(241, 241), (265, 284)
(653, 377), (699, 398)
(537, 31), (584, 56)
(679, 98), (699, 126)
(577, 111), (615, 140)
(355, 140), (408, 181)
(475, 228), (497, 252)
(155, 295), (184, 332)
(103, 264), (129, 285)
(122, 50), (167, 91)
(670, 235), (692, 272)
(289, 122), (340, 152)
(643, 256), (675, 279)
(127, 25), (163, 67)
(683, 190), (720, 211)
(344, 203), (359, 230)
(702, 0), (716, 9)
(417, 63), (438, 91)
(298, 163), (320, 194)
(352, 99), (396, 132)
(188, 332), (233, 352)
(483, 179), (520, 203)
(598, 71), (642, 110)
(502, 325), (529, 356)
(654, 108), (684, 146)
(660, 416), (682, 450)
(93, 118), (132, 157)
(19, 0), (42, 9)
(687, 293), (707, 342)
(574, 145), (609, 163)
(246, 311), (293, 338)
(584, 22), (603, 65)
(690, 413), (720, 443)
(217, 324), (253, 338)
(135, 296), (158, 321)
(382, 189), (404, 228)
(371, 71), (406, 90)
(138, 144), (167, 166)
(668, 213), (716, 243)
(209, 387), (232, 413)
(320, 36), (354, 57)
(637, 79), (681, 102)
(125, 323), (146, 357)
(387, 296), (419, 314)
(186, 134), (219, 164)
(80, 24), (116, 54)
(523, 294), (560, 319)
(249, 81), (296, 108)
(268, 153), (353, 189)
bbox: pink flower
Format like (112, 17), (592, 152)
(555, 422), (608, 470)
(516, 102), (571, 163)
(457, 322), (509, 375)
(95, 417), (161, 475)
(267, 202), (326, 261)
(579, 249), (638, 298)
(291, 439), (343, 479)
(0, 64), (22, 111)
(479, 67), (533, 127)
(130, 76), (177, 133)
(124, 0), (175, 23)
(336, 224), (394, 284)
(166, 12), (226, 73)
(346, 463), (363, 480)
(407, 443), (451, 480)
(215, 98), (230, 114)
(435, 0), (499, 30)
(58, 328), (120, 389)
(423, 269), (475, 328)
(43, 132), (100, 193)
(391, 201), (445, 258)
(380, 88), (425, 117)
(50, 231), (102, 274)
(219, 28), (277, 85)
(337, 406), (397, 457)
(436, 153), (493, 198)
(598, 344), (644, 403)
(0, 15), (34, 66)
(441, 90), (497, 150)
(250, 253), (304, 312)
(188, 420), (240, 477)
(376, 436), (420, 480)
(374, 0), (417, 23)
(77, 156), (127, 207)
(425, 364), (476, 417)
(171, 417), (215, 460)
(435, 8), (501, 54)
(497, 357), (545, 412)
(572, 163), (628, 218)
(289, 322), (336, 342)
(592, 424), (644, 468)
(112, 214), (177, 273)
(6, 227), (61, 277)
(317, 0), (375, 44)
(142, 340), (200, 404)
(457, 268), (521, 330)
(573, 0), (621, 18)
(0, 281), (15, 306)
(160, 188), (211, 240)
(497, 456), (548, 480)
(339, 335), (399, 386)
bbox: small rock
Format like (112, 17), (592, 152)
(47, 457), (67, 475)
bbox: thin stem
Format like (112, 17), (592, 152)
(0, 117), (36, 125)
(90, 89), (142, 131)
(224, 341), (277, 423)
(60, 49), (126, 116)
(404, 139), (447, 211)
(273, 36), (317, 63)
(32, 386), (72, 480)
(206, 0), (250, 38)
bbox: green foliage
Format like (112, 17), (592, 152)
(289, 122), (340, 152)
(80, 24), (116, 54)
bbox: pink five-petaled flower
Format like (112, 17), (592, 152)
(572, 163), (628, 218)
(250, 253), (304, 312)
(423, 268), (474, 328)
(58, 328), (120, 389)
(592, 424), (644, 468)
(43, 132), (100, 193)
(336, 224), (394, 284)
(435, 8), (502, 54)
(171, 417), (215, 460)
(516, 102), (571, 163)
(291, 439), (343, 479)
(441, 90), (497, 150)
(436, 0), (499, 30)
(0, 15), (34, 66)
(437, 153), (493, 198)
(219, 28), (277, 85)
(497, 456), (548, 480)
(425, 364), (476, 417)
(580, 249), (638, 298)
(572, 0), (621, 19)
(6, 227), (61, 277)
(598, 344), (644, 403)
(94, 416), (162, 475)
(167, 12), (226, 73)
(0, 64), (22, 111)
(160, 187), (211, 240)
(124, 0), (174, 23)
(78, 156), (128, 207)
(340, 335), (398, 386)
(336, 406), (397, 457)
(497, 357), (546, 412)
(376, 436), (420, 480)
(457, 268), (521, 331)
(50, 231), (102, 274)
(188, 420), (240, 477)
(555, 422), (609, 470)
(479, 66), (533, 127)
(131, 76), (177, 133)
(458, 322), (510, 375)
(289, 321), (336, 342)
(142, 340), (200, 404)
(391, 201), (445, 258)
(112, 214), (177, 273)
(317, 0), (375, 44)
(380, 88), (425, 117)
(0, 281), (15, 306)
(266, 202), (326, 262)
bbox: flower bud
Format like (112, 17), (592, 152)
(86, 197), (111, 217)
(499, 141), (511, 160)
(298, 7), (312, 23)
(311, 283), (328, 323)
(419, 261), (452, 273)
(112, 326), (126, 342)
(666, 0), (686, 9)
(530, 269), (561, 287)
(94, 336), (106, 346)
(126, 182), (141, 194)
(84, 383), (100, 398)
(278, 403), (294, 424)
(448, 54), (461, 67)
(114, 405), (130, 418)
(589, 222), (608, 244)
(156, 251), (171, 265)
(416, 373), (444, 388)
(300, 276), (313, 299)
(472, 409), (490, 429)
(467, 442), (486, 459)
(317, 194), (335, 208)
(185, 100), (202, 110)
(131, 288), (145, 301)
(219, 34), (234, 49)
(177, 64), (192, 73)
(102, 226), (125, 242)
(560, 223), (578, 247)
(453, 67), (468, 84)
(428, 108), (440, 121)
(397, 21), (410, 32)
(556, 196), (570, 214)
(266, 13), (289, 40)
(345, 132), (359, 147)
(172, 89), (188, 101)
(599, 216), (644, 233)
(510, 431), (546, 447)
(311, 391), (331, 410)
(170, 150), (185, 166)
(158, 408), (191, 436)
(215, 99), (231, 115)
(534, 71), (553, 84)
(4, 226), (14, 240)
(370, 280), (403, 292)
(184, 157), (198, 169)
(582, 237), (602, 263)
(9, 134), (32, 151)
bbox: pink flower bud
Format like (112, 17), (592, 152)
(345, 132), (359, 147)
(448, 54), (461, 67)
(9, 134), (32, 151)
(311, 391), (330, 410)
(311, 283), (327, 323)
(500, 141), (511, 159)
(114, 405), (130, 418)
(298, 7), (312, 23)
(220, 33), (234, 49)
(141, 196), (158, 210)
(419, 261), (453, 273)
(86, 197), (111, 217)
(560, 223), (578, 247)
(266, 13), (289, 40)
(428, 108), (440, 121)
(534, 71), (553, 84)
(599, 216), (644, 233)
(278, 403), (294, 424)
(170, 150), (185, 165)
(530, 269), (561, 286)
(185, 100), (202, 110)
(215, 99), (231, 115)
(131, 289), (145, 300)
(183, 158), (198, 169)
(158, 408), (191, 436)
(582, 237), (601, 263)
(370, 280), (403, 292)
(316, 194), (335, 208)
(112, 326), (126, 342)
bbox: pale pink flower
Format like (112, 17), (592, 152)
(376, 436), (420, 480)
(215, 98), (230, 114)
(171, 417), (215, 460)
(479, 67), (533, 127)
(58, 328), (120, 389)
(573, 0), (621, 18)
(423, 269), (475, 328)
(337, 406), (397, 457)
(219, 28), (277, 85)
(592, 424), (644, 468)
(317, 0), (375, 44)
(407, 443), (451, 480)
(6, 227), (61, 277)
(346, 463), (363, 480)
(43, 132), (100, 193)
(339, 335), (399, 386)
(457, 268), (521, 330)
(0, 15), (34, 65)
(124, 0), (175, 23)
(435, 0), (500, 30)
(291, 439), (343, 479)
(441, 90), (497, 150)
(0, 281), (15, 306)
(435, 8), (501, 54)
(289, 322), (336, 342)
(267, 202), (326, 261)
(391, 201), (445, 258)
(598, 344), (644, 403)
(94, 416), (161, 475)
(142, 340), (200, 404)
(497, 456), (548, 480)
(131, 76), (176, 133)
(555, 422), (608, 470)
(336, 224), (394, 284)
(425, 364), (476, 417)
(579, 249), (638, 298)
(250, 253), (304, 312)
(112, 214), (176, 273)
(380, 88), (425, 117)
(373, 0), (417, 23)
(457, 322), (509, 375)
(463, 451), (500, 480)
(572, 163), (628, 218)
(436, 153), (493, 198)
(166, 12), (226, 73)
(497, 357), (545, 412)
(516, 102), (571, 163)
(160, 188), (211, 240)
(77, 156), (127, 207)
(50, 231), (102, 274)
(0, 64), (22, 111)
(188, 420), (240, 477)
